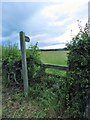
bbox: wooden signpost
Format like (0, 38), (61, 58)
(19, 31), (30, 97)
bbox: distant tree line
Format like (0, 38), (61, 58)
(40, 47), (68, 51)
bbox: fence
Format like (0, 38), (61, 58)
(37, 63), (68, 79)
(41, 63), (68, 71)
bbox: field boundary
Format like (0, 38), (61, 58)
(41, 63), (68, 71)
(38, 63), (68, 78)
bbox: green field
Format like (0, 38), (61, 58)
(40, 51), (68, 65)
(40, 51), (68, 76)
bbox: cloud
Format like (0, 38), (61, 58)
(31, 33), (48, 39)
(40, 43), (66, 49)
(2, 0), (63, 3)
(30, 17), (87, 49)
(29, 17), (87, 49)
(41, 0), (88, 19)
(1, 1), (89, 49)
(2, 2), (45, 36)
(48, 19), (69, 27)
(1, 32), (19, 45)
(23, 0), (88, 38)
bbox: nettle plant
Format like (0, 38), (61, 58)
(66, 23), (90, 117)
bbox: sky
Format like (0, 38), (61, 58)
(1, 0), (89, 49)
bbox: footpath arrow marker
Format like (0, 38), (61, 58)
(25, 36), (30, 42)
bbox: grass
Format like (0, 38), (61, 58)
(2, 84), (39, 118)
(40, 51), (68, 65)
(40, 51), (68, 76)
(2, 81), (59, 118)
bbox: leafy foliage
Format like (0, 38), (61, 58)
(2, 43), (21, 72)
(26, 43), (41, 80)
(2, 42), (41, 84)
(28, 79), (59, 118)
(65, 27), (90, 117)
(2, 43), (21, 85)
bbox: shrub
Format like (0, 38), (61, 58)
(66, 26), (90, 117)
(2, 43), (21, 84)
(2, 42), (20, 61)
(2, 42), (41, 84)
(26, 43), (41, 81)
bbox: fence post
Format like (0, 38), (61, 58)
(20, 31), (29, 97)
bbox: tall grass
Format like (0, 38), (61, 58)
(2, 43), (21, 62)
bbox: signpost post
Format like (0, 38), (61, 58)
(20, 31), (30, 97)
